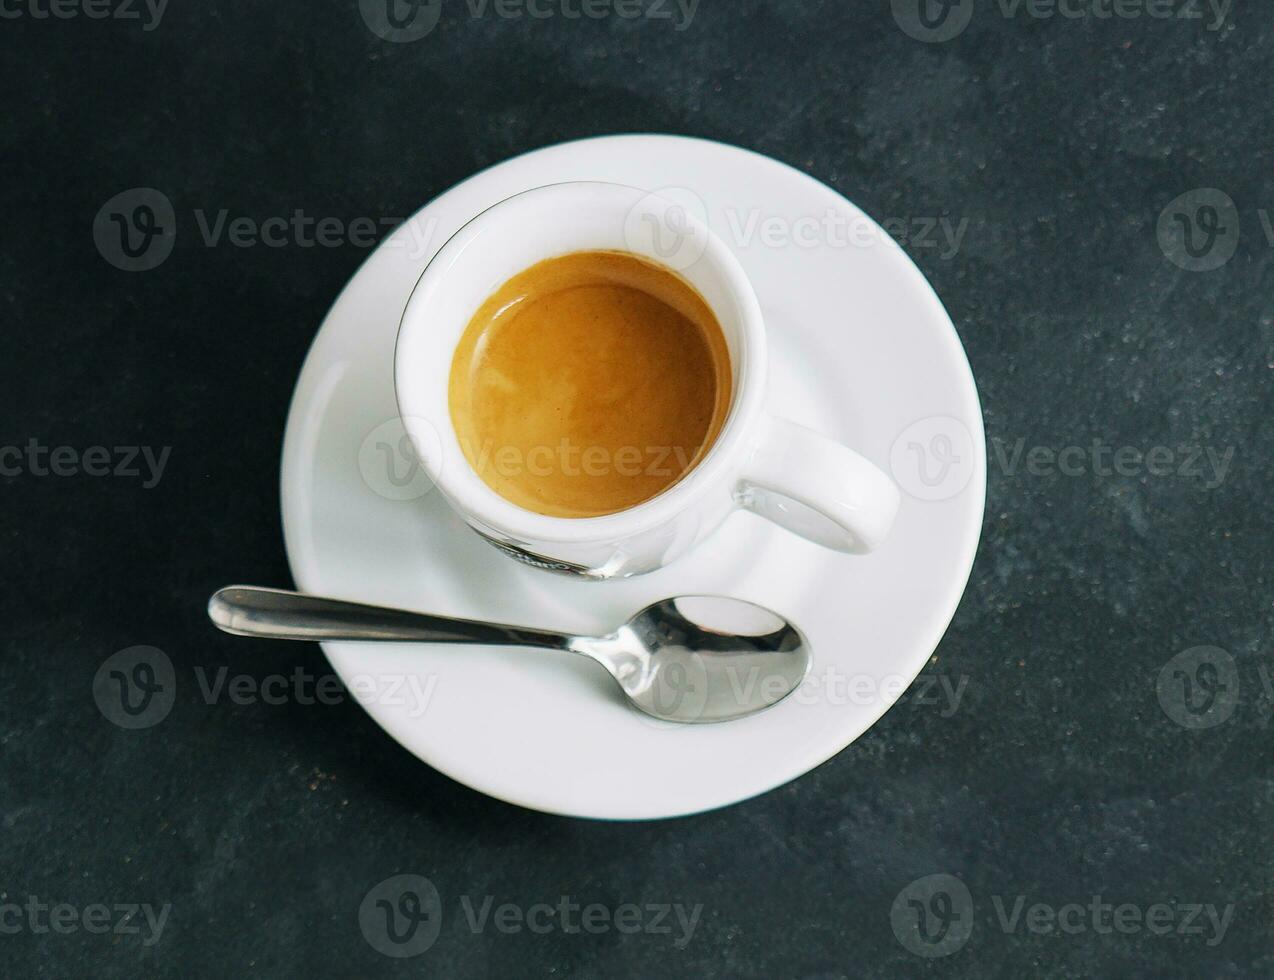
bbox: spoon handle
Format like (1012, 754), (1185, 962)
(208, 586), (573, 649)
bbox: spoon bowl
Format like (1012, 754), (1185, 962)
(593, 596), (812, 722)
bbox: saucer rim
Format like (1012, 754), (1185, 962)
(279, 133), (987, 820)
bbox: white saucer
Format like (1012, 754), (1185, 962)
(280, 135), (986, 820)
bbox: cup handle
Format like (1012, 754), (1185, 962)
(737, 414), (900, 554)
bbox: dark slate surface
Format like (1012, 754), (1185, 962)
(2, 1), (1271, 976)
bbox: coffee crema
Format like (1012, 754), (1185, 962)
(448, 249), (732, 518)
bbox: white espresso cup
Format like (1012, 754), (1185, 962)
(394, 181), (900, 579)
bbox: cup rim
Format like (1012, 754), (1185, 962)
(393, 180), (767, 545)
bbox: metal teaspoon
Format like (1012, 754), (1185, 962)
(207, 586), (812, 723)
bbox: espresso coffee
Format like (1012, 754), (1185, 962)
(448, 250), (732, 518)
